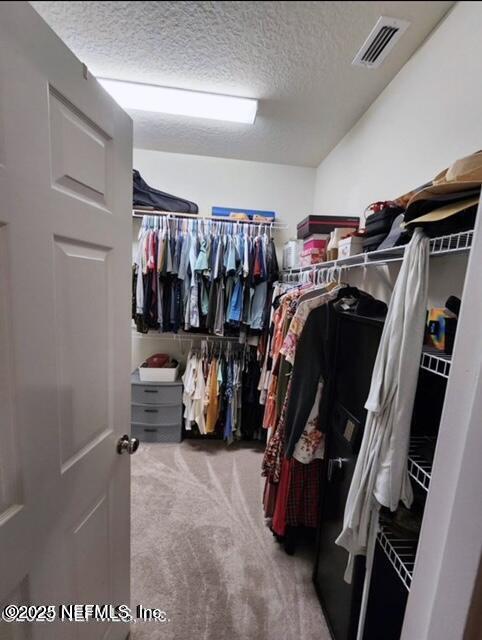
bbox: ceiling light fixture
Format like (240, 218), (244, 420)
(98, 78), (258, 124)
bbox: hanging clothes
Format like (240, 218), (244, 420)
(205, 358), (220, 433)
(335, 228), (429, 581)
(182, 344), (265, 442)
(260, 273), (391, 545)
(260, 281), (338, 536)
(132, 215), (278, 337)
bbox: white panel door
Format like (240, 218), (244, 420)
(0, 3), (133, 640)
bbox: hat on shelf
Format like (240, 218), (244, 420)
(400, 150), (482, 223)
(409, 149), (482, 202)
(404, 196), (479, 227)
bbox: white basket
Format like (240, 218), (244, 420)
(283, 240), (302, 269)
(138, 364), (180, 382)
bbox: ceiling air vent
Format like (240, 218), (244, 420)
(352, 16), (410, 69)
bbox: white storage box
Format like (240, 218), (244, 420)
(282, 240), (303, 269)
(338, 235), (364, 259)
(138, 363), (180, 382)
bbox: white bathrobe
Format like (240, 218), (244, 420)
(335, 228), (429, 580)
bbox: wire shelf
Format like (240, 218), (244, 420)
(420, 348), (451, 379)
(377, 525), (418, 592)
(281, 229), (473, 282)
(429, 229), (473, 254)
(407, 437), (434, 492)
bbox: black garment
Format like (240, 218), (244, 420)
(365, 205), (403, 235)
(283, 302), (337, 458)
(160, 275), (172, 331)
(403, 187), (480, 224)
(131, 266), (137, 321)
(133, 169), (198, 213)
(363, 232), (390, 252)
(266, 237), (279, 285)
(169, 278), (182, 333)
(241, 348), (264, 439)
(206, 280), (218, 332)
(143, 271), (158, 330)
(332, 291), (387, 318)
(283, 287), (385, 458)
(409, 204), (478, 238)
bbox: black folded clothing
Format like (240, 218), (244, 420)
(365, 216), (394, 236)
(133, 169), (199, 213)
(363, 231), (389, 252)
(403, 188), (480, 224)
(380, 505), (422, 540)
(409, 204), (477, 238)
(365, 206), (404, 235)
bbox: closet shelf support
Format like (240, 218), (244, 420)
(377, 526), (418, 592)
(407, 436), (434, 492)
(420, 348), (451, 379)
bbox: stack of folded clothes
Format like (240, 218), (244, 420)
(362, 201), (405, 252)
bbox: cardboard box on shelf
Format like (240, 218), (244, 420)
(338, 235), (364, 258)
(297, 215), (360, 239)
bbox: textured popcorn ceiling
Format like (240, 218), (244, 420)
(31, 1), (453, 167)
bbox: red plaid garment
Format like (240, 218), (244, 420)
(286, 459), (322, 528)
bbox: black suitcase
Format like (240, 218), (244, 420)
(133, 170), (199, 213)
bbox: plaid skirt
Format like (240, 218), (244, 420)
(272, 457), (321, 536)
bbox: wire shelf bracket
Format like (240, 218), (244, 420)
(420, 349), (451, 379)
(407, 437), (433, 492)
(377, 526), (418, 592)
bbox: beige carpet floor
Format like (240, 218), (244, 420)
(130, 440), (331, 640)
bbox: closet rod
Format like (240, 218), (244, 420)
(132, 329), (241, 342)
(132, 208), (288, 230)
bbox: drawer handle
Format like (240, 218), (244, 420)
(144, 409), (159, 413)
(144, 389), (158, 394)
(144, 428), (157, 433)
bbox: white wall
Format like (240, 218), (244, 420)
(134, 148), (315, 248)
(313, 2), (482, 216)
(131, 148), (316, 369)
(310, 1), (476, 304)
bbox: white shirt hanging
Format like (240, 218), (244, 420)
(335, 228), (429, 581)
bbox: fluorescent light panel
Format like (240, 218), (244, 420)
(98, 78), (257, 124)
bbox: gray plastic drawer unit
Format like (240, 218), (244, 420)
(131, 403), (181, 425)
(132, 382), (182, 406)
(132, 422), (182, 443)
(131, 370), (183, 443)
